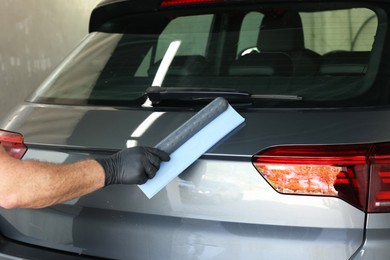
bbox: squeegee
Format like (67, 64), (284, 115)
(138, 97), (245, 198)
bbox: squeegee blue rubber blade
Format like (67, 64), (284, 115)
(138, 103), (245, 199)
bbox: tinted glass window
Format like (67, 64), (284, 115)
(301, 9), (377, 54)
(30, 3), (387, 108)
(238, 9), (377, 55)
(136, 14), (213, 77)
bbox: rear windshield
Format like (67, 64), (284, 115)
(30, 2), (389, 108)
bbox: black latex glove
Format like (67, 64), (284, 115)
(96, 147), (170, 186)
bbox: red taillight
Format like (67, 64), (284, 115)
(0, 130), (27, 159)
(160, 0), (224, 7)
(369, 143), (390, 213)
(252, 144), (375, 212)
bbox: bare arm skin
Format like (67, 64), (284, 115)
(0, 146), (105, 209)
(0, 143), (169, 209)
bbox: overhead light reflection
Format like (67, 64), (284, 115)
(143, 40), (182, 107)
(152, 40), (182, 87)
(126, 140), (138, 148)
(126, 112), (165, 148)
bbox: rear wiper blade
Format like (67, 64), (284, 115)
(145, 86), (302, 104)
(146, 87), (250, 103)
(251, 94), (303, 101)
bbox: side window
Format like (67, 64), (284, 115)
(156, 14), (214, 60)
(136, 14), (213, 76)
(237, 12), (263, 57)
(301, 8), (377, 54)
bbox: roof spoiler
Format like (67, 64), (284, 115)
(89, 0), (161, 32)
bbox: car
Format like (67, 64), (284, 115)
(0, 0), (390, 259)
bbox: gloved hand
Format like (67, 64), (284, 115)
(96, 147), (170, 186)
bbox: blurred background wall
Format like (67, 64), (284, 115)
(0, 0), (100, 119)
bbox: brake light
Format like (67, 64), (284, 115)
(369, 143), (390, 213)
(160, 0), (224, 7)
(0, 130), (27, 159)
(252, 144), (390, 213)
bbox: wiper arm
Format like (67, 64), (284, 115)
(145, 87), (302, 104)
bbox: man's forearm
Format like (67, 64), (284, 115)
(0, 144), (169, 209)
(0, 157), (105, 209)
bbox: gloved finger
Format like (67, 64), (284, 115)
(146, 147), (170, 161)
(145, 151), (162, 169)
(144, 162), (158, 179)
(137, 174), (149, 185)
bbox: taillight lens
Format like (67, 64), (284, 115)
(369, 143), (390, 213)
(0, 130), (27, 159)
(252, 144), (376, 212)
(160, 0), (224, 7)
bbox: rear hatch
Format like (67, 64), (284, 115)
(1, 0), (390, 259)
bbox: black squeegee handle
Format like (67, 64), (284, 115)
(154, 97), (229, 154)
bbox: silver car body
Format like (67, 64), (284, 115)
(0, 0), (389, 259)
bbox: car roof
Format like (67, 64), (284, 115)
(89, 0), (389, 32)
(90, 0), (162, 32)
(96, 0), (120, 5)
(89, 0), (308, 32)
